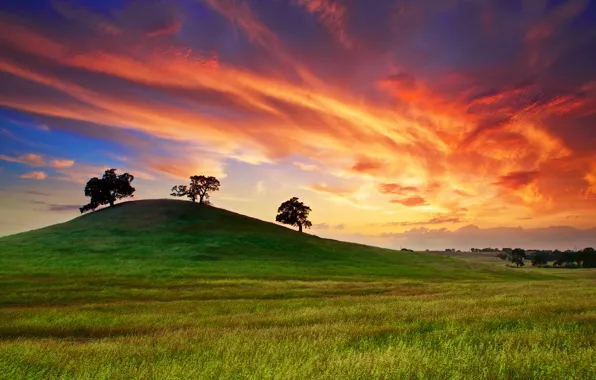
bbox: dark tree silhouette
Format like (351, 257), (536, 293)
(496, 252), (509, 261)
(80, 169), (135, 213)
(580, 247), (596, 268)
(276, 197), (312, 232)
(531, 253), (548, 267)
(511, 248), (526, 267)
(171, 175), (220, 204)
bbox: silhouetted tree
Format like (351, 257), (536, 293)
(580, 247), (596, 268)
(171, 175), (220, 204)
(496, 252), (509, 261)
(531, 253), (548, 267)
(559, 251), (580, 267)
(276, 197), (312, 232)
(80, 169), (135, 213)
(511, 248), (526, 267)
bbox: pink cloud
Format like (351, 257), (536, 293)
(20, 171), (47, 180)
(50, 159), (75, 169)
(0, 153), (45, 166)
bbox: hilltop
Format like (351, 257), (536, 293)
(0, 199), (532, 283)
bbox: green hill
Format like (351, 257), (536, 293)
(1, 199), (528, 283)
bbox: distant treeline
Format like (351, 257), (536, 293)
(400, 247), (596, 269)
(480, 247), (596, 268)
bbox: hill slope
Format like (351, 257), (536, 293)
(0, 199), (535, 282)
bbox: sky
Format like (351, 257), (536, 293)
(1, 0), (596, 251)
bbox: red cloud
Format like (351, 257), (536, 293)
(493, 171), (540, 190)
(379, 183), (418, 195)
(390, 196), (427, 207)
(351, 158), (384, 174)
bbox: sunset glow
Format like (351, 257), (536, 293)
(1, 0), (595, 249)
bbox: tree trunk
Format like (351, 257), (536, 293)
(109, 198), (114, 207)
(298, 222), (303, 233)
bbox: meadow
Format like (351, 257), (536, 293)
(1, 200), (595, 379)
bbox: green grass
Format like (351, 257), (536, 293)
(1, 199), (595, 379)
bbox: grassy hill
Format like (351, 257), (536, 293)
(0, 199), (533, 283)
(2, 199), (595, 379)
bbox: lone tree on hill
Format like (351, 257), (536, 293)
(80, 169), (135, 213)
(171, 175), (220, 204)
(276, 197), (312, 232)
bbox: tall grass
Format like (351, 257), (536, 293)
(1, 279), (595, 379)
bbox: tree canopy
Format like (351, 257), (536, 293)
(171, 175), (220, 204)
(80, 169), (135, 213)
(275, 197), (312, 232)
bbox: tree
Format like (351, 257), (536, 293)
(531, 253), (548, 268)
(511, 248), (526, 268)
(496, 252), (509, 261)
(80, 169), (135, 213)
(275, 197), (312, 232)
(171, 175), (220, 204)
(580, 247), (596, 268)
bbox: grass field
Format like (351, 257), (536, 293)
(1, 200), (595, 379)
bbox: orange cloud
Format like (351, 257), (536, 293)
(585, 165), (596, 197)
(390, 196), (427, 207)
(385, 211), (465, 227)
(144, 157), (225, 181)
(351, 158), (386, 175)
(379, 183), (418, 195)
(305, 183), (354, 197)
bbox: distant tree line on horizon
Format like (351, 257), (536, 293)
(398, 246), (596, 269)
(470, 247), (596, 269)
(79, 169), (313, 233)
